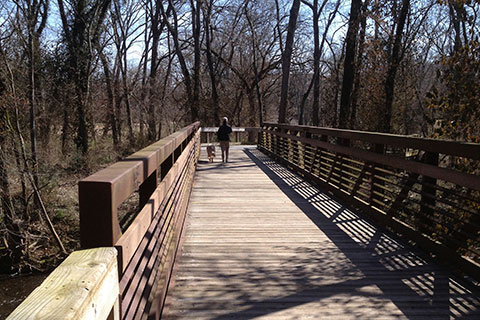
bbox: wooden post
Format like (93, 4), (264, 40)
(7, 248), (119, 320)
(79, 181), (121, 249)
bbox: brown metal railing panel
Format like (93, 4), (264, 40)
(79, 122), (201, 320)
(200, 127), (260, 144)
(259, 123), (480, 281)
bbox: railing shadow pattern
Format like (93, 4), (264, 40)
(259, 123), (480, 281)
(212, 148), (479, 319)
(163, 147), (479, 319)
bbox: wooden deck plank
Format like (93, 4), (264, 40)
(162, 146), (479, 319)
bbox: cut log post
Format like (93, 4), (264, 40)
(7, 247), (119, 320)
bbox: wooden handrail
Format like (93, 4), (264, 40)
(7, 248), (119, 320)
(79, 122), (200, 248)
(259, 123), (480, 281)
(10, 123), (202, 320)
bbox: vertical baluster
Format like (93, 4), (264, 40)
(419, 152), (438, 234)
(370, 143), (385, 208)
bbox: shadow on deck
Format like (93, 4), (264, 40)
(163, 147), (479, 319)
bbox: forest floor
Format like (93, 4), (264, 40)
(0, 132), (139, 316)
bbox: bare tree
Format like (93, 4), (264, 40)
(57, 0), (111, 160)
(10, 0), (49, 187)
(383, 0), (410, 133)
(160, 0), (199, 123)
(244, 1), (265, 126)
(278, 0), (301, 123)
(338, 0), (362, 129)
(111, 0), (143, 145)
(301, 0), (333, 126)
(203, 0), (220, 125)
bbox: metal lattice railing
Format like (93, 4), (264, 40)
(259, 122), (480, 281)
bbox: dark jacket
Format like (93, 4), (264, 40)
(217, 124), (232, 141)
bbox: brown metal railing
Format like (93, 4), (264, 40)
(201, 127), (260, 144)
(79, 122), (201, 319)
(259, 122), (480, 281)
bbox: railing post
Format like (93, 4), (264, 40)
(79, 182), (121, 249)
(419, 152), (438, 233)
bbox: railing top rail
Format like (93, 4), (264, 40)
(7, 248), (119, 320)
(201, 127), (260, 132)
(263, 122), (480, 160)
(80, 122), (200, 208)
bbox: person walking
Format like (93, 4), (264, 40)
(217, 117), (233, 163)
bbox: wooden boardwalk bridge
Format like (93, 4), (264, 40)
(8, 123), (480, 319)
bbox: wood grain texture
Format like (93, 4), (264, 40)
(116, 131), (198, 272)
(8, 247), (119, 320)
(162, 146), (480, 319)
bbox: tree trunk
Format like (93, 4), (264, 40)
(162, 0), (195, 122)
(0, 145), (15, 222)
(311, 0), (320, 126)
(122, 60), (134, 145)
(338, 0), (362, 129)
(148, 2), (161, 141)
(278, 0), (301, 123)
(114, 68), (123, 143)
(139, 7), (150, 142)
(192, 0), (201, 122)
(28, 32), (39, 188)
(244, 3), (264, 127)
(311, 0), (340, 126)
(203, 0), (220, 125)
(449, 3), (462, 53)
(116, 19), (134, 145)
(0, 142), (23, 272)
(97, 44), (119, 148)
(57, 0), (112, 161)
(350, 0), (369, 129)
(247, 89), (257, 141)
(299, 76), (314, 125)
(383, 0), (410, 133)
